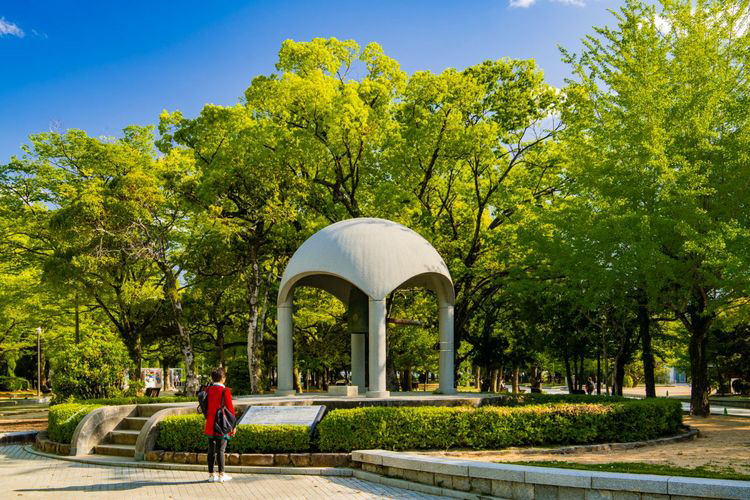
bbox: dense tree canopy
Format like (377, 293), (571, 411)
(1, 0), (749, 414)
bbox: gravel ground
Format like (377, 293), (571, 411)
(418, 416), (750, 475)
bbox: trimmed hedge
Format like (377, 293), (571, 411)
(51, 395), (197, 407)
(156, 414), (311, 453)
(0, 375), (30, 391)
(47, 403), (102, 443)
(496, 393), (630, 406)
(316, 399), (682, 452)
(79, 396), (197, 406)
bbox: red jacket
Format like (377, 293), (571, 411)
(203, 384), (235, 436)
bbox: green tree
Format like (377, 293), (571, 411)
(559, 0), (750, 415)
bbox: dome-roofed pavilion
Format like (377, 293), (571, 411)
(276, 218), (455, 397)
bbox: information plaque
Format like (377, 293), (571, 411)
(237, 405), (326, 433)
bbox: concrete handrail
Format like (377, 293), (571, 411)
(134, 403), (251, 461)
(70, 405), (137, 456)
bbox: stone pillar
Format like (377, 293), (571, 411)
(439, 303), (456, 394)
(277, 303), (295, 396)
(348, 288), (369, 394)
(351, 334), (366, 392)
(367, 298), (389, 398)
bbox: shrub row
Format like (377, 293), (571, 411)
(316, 399), (682, 452)
(156, 414), (311, 453)
(496, 393), (630, 406)
(51, 395), (197, 406)
(47, 403), (102, 443)
(0, 375), (30, 391)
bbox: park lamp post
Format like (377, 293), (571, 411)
(36, 327), (41, 401)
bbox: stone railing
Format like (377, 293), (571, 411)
(70, 404), (137, 456)
(352, 449), (750, 500)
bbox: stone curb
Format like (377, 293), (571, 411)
(24, 445), (353, 476)
(34, 431), (71, 455)
(0, 430), (38, 444)
(353, 449), (750, 499)
(353, 469), (478, 499)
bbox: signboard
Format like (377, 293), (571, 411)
(237, 405), (326, 433)
(140, 368), (163, 389)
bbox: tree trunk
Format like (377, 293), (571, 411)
(578, 352), (585, 390)
(244, 251), (263, 394)
(596, 350), (601, 395)
(161, 265), (199, 396)
(686, 300), (712, 416)
(638, 298), (656, 398)
(217, 324), (225, 368)
(563, 351), (574, 393)
(75, 292), (80, 344)
(512, 367), (520, 394)
(613, 353), (626, 396)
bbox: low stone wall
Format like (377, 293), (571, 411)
(34, 431), (70, 456)
(145, 450), (351, 468)
(0, 430), (38, 444)
(352, 449), (750, 500)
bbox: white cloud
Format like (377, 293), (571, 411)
(509, 0), (537, 8)
(552, 0), (586, 6)
(510, 0), (586, 8)
(0, 17), (24, 38)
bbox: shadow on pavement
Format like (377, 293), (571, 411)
(16, 479), (209, 492)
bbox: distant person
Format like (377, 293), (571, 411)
(202, 367), (236, 483)
(585, 377), (595, 395)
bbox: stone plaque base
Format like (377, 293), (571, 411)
(328, 385), (359, 397)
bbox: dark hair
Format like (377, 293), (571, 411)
(211, 367), (225, 383)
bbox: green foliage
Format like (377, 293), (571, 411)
(623, 375), (635, 389)
(225, 359), (252, 395)
(498, 393), (629, 406)
(230, 424), (310, 453)
(61, 395), (197, 406)
(47, 403), (102, 443)
(155, 415), (206, 452)
(155, 414), (310, 453)
(50, 334), (130, 401)
(316, 399), (682, 452)
(123, 379), (145, 397)
(0, 375), (30, 391)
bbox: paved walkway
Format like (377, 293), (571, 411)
(0, 445), (441, 499)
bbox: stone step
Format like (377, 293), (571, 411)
(137, 404), (180, 418)
(94, 443), (136, 457)
(107, 430), (140, 445)
(118, 416), (149, 431)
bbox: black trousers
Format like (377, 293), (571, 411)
(207, 437), (228, 473)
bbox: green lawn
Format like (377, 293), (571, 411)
(508, 461), (750, 481)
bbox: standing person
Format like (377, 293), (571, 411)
(586, 377), (595, 395)
(204, 367), (236, 483)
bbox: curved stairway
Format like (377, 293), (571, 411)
(93, 405), (160, 458)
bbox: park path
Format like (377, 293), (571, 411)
(0, 445), (441, 499)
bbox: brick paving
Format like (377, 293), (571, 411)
(1, 445), (442, 499)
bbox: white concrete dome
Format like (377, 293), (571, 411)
(278, 218), (454, 305)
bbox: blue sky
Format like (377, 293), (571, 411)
(0, 0), (621, 161)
